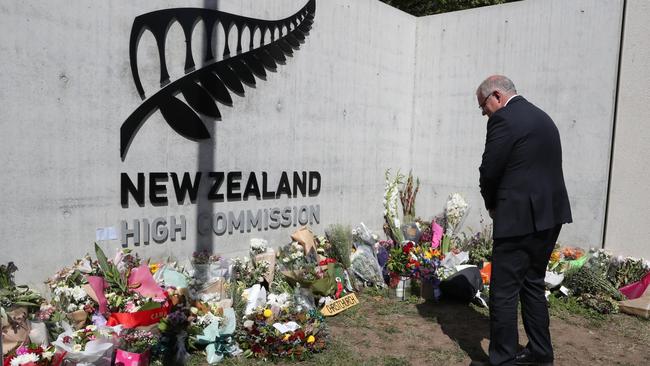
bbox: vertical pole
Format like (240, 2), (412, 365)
(601, 0), (628, 249)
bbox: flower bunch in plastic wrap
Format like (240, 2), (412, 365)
(383, 169), (405, 243)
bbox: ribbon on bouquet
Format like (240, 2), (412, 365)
(106, 300), (170, 328)
(196, 308), (240, 364)
(86, 263), (168, 327)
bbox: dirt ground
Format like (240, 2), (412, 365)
(325, 294), (650, 366)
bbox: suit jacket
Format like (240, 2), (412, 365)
(479, 96), (572, 239)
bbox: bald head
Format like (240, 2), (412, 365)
(476, 75), (518, 117)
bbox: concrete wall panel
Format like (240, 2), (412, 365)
(604, 0), (650, 259)
(411, 0), (624, 247)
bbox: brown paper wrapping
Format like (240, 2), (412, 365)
(67, 309), (88, 330)
(2, 307), (30, 355)
(291, 226), (317, 256)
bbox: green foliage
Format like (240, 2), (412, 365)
(564, 265), (624, 301)
(380, 0), (516, 16)
(576, 293), (620, 315)
(0, 262), (17, 289)
(608, 258), (648, 288)
(94, 242), (129, 294)
(0, 262), (43, 309)
(547, 293), (606, 325)
(386, 246), (408, 276)
(458, 224), (493, 265)
(325, 224), (353, 269)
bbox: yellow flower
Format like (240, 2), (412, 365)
(149, 263), (160, 274)
(283, 333), (290, 341)
(424, 251), (433, 260)
(550, 251), (560, 262)
(307, 335), (315, 344)
(263, 308), (273, 318)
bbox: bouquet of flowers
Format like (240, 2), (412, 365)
(1, 262), (44, 355)
(2, 344), (64, 366)
(608, 255), (649, 288)
(52, 324), (120, 365)
(459, 223), (493, 266)
(383, 169), (405, 243)
(88, 244), (168, 329)
(386, 242), (413, 287)
(120, 329), (158, 353)
(249, 239), (268, 256)
(249, 238), (276, 285)
(399, 171), (420, 224)
(236, 305), (327, 360)
(114, 329), (159, 366)
(408, 243), (443, 283)
(45, 256), (101, 330)
(1, 262), (43, 311)
(191, 251), (222, 266)
(445, 193), (469, 235)
(191, 250), (231, 288)
(232, 257), (270, 289)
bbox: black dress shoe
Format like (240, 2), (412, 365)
(469, 361), (490, 366)
(515, 348), (554, 366)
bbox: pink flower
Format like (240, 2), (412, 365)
(124, 300), (137, 313)
(431, 221), (443, 249)
(15, 345), (29, 355)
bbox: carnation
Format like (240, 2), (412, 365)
(10, 353), (40, 366)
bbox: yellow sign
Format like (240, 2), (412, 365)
(320, 293), (360, 316)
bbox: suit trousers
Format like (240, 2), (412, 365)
(488, 225), (562, 366)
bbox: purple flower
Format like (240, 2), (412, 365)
(92, 312), (107, 327)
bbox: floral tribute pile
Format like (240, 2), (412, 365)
(1, 224), (377, 365)
(3, 169), (650, 366)
(379, 169), (650, 313)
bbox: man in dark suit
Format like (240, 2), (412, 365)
(476, 75), (572, 366)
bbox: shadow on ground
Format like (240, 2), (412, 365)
(417, 300), (491, 362)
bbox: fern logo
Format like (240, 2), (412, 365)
(120, 0), (316, 159)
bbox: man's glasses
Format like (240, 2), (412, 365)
(479, 92), (494, 111)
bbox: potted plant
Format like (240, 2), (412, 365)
(386, 243), (413, 300)
(114, 329), (158, 366)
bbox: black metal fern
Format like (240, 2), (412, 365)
(120, 0), (316, 159)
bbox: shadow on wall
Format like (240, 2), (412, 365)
(197, 0), (219, 255)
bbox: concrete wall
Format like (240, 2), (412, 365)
(1, 0), (644, 286)
(604, 0), (650, 259)
(0, 0), (417, 285)
(412, 0), (624, 248)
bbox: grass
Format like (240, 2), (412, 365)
(547, 293), (606, 327)
(426, 345), (467, 364)
(186, 290), (650, 366)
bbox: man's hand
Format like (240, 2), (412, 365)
(489, 209), (495, 219)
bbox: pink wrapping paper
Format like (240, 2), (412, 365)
(87, 276), (110, 314)
(619, 271), (650, 300)
(115, 349), (150, 366)
(431, 221), (443, 249)
(128, 264), (165, 300)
